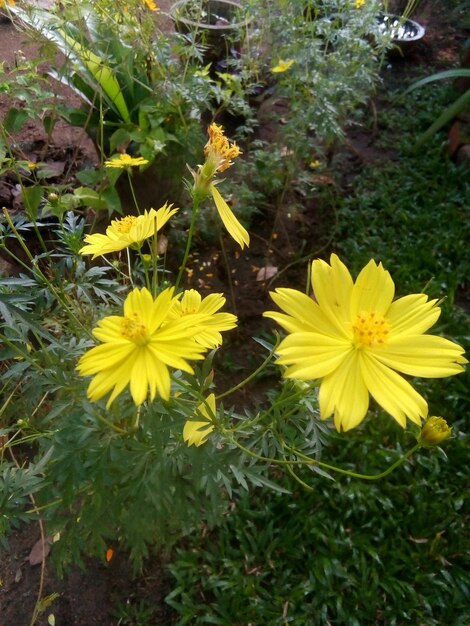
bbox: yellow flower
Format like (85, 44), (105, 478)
(104, 153), (149, 169)
(143, 0), (160, 10)
(79, 203), (178, 258)
(77, 287), (211, 407)
(264, 254), (467, 431)
(204, 123), (242, 174)
(355, 0), (365, 7)
(419, 416), (452, 446)
(193, 124), (249, 249)
(0, 0), (16, 6)
(183, 393), (216, 447)
(168, 289), (237, 348)
(271, 59), (295, 74)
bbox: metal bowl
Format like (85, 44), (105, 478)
(377, 13), (426, 44)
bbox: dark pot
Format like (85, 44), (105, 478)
(170, 0), (252, 64)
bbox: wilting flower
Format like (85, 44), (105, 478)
(77, 287), (217, 407)
(193, 123), (249, 249)
(168, 290), (237, 348)
(271, 59), (295, 73)
(264, 254), (467, 431)
(79, 204), (178, 258)
(104, 153), (149, 169)
(143, 0), (159, 10)
(419, 416), (452, 446)
(183, 393), (216, 447)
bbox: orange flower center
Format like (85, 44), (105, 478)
(113, 216), (137, 235)
(121, 313), (149, 345)
(352, 311), (390, 348)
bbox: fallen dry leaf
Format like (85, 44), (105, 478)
(256, 266), (278, 281)
(28, 535), (52, 565)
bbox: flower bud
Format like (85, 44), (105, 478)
(48, 192), (59, 204)
(419, 416), (452, 447)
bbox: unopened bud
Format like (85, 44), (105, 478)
(48, 192), (59, 204)
(419, 416), (452, 447)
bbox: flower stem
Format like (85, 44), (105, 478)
(175, 196), (201, 291)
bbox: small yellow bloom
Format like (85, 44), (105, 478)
(79, 203), (178, 258)
(355, 0), (366, 7)
(309, 160), (322, 169)
(77, 287), (212, 407)
(104, 153), (149, 169)
(264, 254), (467, 431)
(193, 124), (249, 249)
(271, 59), (295, 74)
(27, 162), (37, 170)
(204, 122), (242, 174)
(0, 0), (16, 6)
(143, 0), (159, 10)
(419, 416), (452, 446)
(183, 394), (216, 447)
(168, 290), (237, 348)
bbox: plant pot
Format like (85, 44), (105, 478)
(377, 13), (426, 56)
(170, 0), (252, 64)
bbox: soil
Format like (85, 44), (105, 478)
(0, 2), (466, 625)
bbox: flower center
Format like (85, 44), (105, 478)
(121, 313), (149, 345)
(352, 310), (390, 348)
(114, 216), (137, 234)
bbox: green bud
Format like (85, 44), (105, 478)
(419, 416), (452, 447)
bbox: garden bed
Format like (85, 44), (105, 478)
(0, 1), (468, 625)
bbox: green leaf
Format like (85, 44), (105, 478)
(22, 185), (43, 220)
(74, 186), (107, 210)
(3, 107), (29, 133)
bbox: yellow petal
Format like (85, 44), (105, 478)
(373, 335), (467, 377)
(211, 185), (250, 249)
(276, 332), (352, 379)
(318, 350), (369, 431)
(350, 258), (395, 316)
(387, 294), (441, 335)
(359, 353), (428, 427)
(183, 420), (215, 447)
(310, 254), (353, 337)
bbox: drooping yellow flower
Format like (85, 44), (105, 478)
(194, 124), (250, 249)
(79, 203), (178, 258)
(204, 123), (242, 174)
(183, 393), (216, 447)
(271, 59), (295, 74)
(264, 254), (467, 431)
(143, 0), (160, 10)
(77, 287), (212, 407)
(168, 289), (237, 348)
(104, 153), (149, 169)
(419, 416), (452, 446)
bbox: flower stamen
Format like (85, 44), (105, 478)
(352, 310), (390, 348)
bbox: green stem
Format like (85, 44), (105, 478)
(175, 196), (201, 291)
(127, 170), (141, 214)
(216, 338), (279, 401)
(223, 430), (420, 482)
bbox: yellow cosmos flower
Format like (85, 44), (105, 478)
(0, 0), (16, 6)
(271, 59), (295, 73)
(193, 124), (249, 249)
(79, 203), (178, 258)
(143, 0), (160, 10)
(419, 416), (452, 447)
(355, 0), (366, 7)
(77, 287), (212, 407)
(264, 254), (467, 431)
(104, 153), (149, 169)
(168, 289), (237, 348)
(183, 393), (216, 447)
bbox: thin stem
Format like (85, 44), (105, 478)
(175, 196), (201, 291)
(127, 170), (141, 214)
(216, 338), (279, 400)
